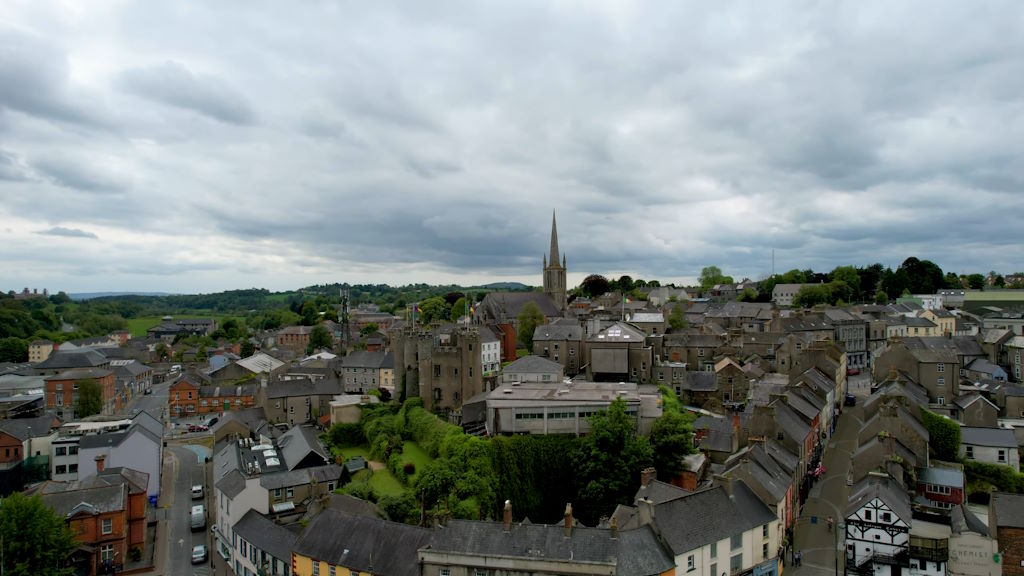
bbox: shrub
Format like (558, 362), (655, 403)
(128, 547), (142, 562)
(403, 462), (416, 476)
(327, 422), (365, 447)
(378, 491), (420, 524)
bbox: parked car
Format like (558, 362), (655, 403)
(191, 484), (203, 499)
(205, 417), (219, 428)
(144, 388), (153, 395)
(847, 366), (860, 376)
(190, 505), (205, 531)
(844, 394), (857, 407)
(188, 424), (209, 433)
(191, 544), (207, 564)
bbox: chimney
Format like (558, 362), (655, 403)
(640, 466), (657, 487)
(609, 516), (619, 539)
(563, 503), (573, 537)
(637, 497), (655, 526)
(503, 500), (512, 532)
(733, 413), (740, 432)
(94, 454), (106, 472)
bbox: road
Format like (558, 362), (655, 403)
(789, 372), (871, 576)
(167, 444), (213, 576)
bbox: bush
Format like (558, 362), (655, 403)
(128, 547), (142, 562)
(378, 491), (420, 524)
(965, 460), (1024, 494)
(403, 462), (416, 476)
(327, 423), (365, 447)
(388, 452), (407, 484)
(340, 481), (375, 502)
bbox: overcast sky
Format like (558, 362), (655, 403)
(2, 2), (1023, 294)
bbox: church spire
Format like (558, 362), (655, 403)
(549, 210), (560, 267)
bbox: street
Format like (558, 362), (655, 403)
(789, 372), (871, 576)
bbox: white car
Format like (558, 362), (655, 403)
(191, 485), (203, 499)
(191, 544), (207, 564)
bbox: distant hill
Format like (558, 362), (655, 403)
(477, 282), (533, 290)
(69, 291), (172, 301)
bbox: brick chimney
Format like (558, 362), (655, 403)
(503, 500), (512, 532)
(94, 454), (106, 472)
(563, 503), (573, 537)
(640, 466), (657, 487)
(609, 516), (619, 539)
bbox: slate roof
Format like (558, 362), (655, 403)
(35, 350), (109, 370)
(649, 482), (776, 555)
(95, 467), (150, 495)
(785, 391), (821, 422)
(0, 414), (59, 441)
(917, 466), (963, 488)
(45, 367), (114, 381)
(327, 493), (382, 519)
(774, 402), (811, 443)
(1002, 385), (1024, 398)
(779, 314), (833, 333)
(532, 323), (584, 341)
(233, 509), (300, 562)
(425, 518), (618, 566)
(477, 292), (562, 322)
(634, 479), (691, 505)
(860, 404), (930, 445)
(588, 322), (646, 343)
(215, 468), (247, 499)
(629, 312), (666, 323)
(950, 504), (988, 535)
(990, 492), (1024, 528)
(341, 350), (388, 369)
(197, 384), (257, 398)
(960, 426), (1018, 448)
(764, 439), (799, 475)
(78, 423), (160, 450)
(846, 474), (911, 523)
(954, 393), (997, 411)
(39, 482), (126, 518)
(616, 525), (677, 576)
(965, 358), (1005, 376)
(503, 355), (564, 374)
(277, 425), (330, 471)
(294, 509), (432, 576)
(265, 378), (342, 399)
(259, 464), (343, 490)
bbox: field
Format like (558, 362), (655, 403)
(127, 316), (164, 337)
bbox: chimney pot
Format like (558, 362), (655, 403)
(503, 500), (512, 532)
(610, 516), (619, 539)
(94, 454), (106, 472)
(640, 467), (657, 487)
(564, 503), (573, 536)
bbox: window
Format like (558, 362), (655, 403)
(937, 363), (944, 373)
(289, 406), (294, 414)
(55, 465), (66, 474)
(687, 555), (695, 571)
(100, 544), (113, 562)
(273, 489), (282, 499)
(763, 524), (769, 539)
(56, 395), (63, 406)
(569, 348), (575, 356)
(763, 542), (769, 559)
(187, 391), (193, 399)
(312, 562), (320, 576)
(475, 571), (488, 576)
(330, 568), (336, 576)
(55, 383), (63, 391)
(69, 464), (78, 474)
(864, 510), (872, 521)
(731, 533), (742, 550)
(469, 367), (473, 378)
(966, 446), (974, 459)
(433, 365), (441, 377)
(698, 348), (704, 357)
(440, 570), (451, 576)
(937, 396), (945, 405)
(998, 450), (1007, 463)
(287, 488), (294, 498)
(102, 518), (112, 534)
(710, 542), (717, 560)
(55, 446), (67, 456)
(730, 553), (742, 574)
(937, 377), (945, 386)
(69, 445), (78, 455)
(709, 563), (716, 576)
(881, 512), (891, 523)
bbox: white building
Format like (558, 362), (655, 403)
(844, 474), (911, 576)
(480, 326), (501, 379)
(772, 284), (812, 307)
(959, 427), (1020, 472)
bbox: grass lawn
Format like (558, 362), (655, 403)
(127, 316), (164, 338)
(368, 469), (405, 497)
(398, 441), (433, 485)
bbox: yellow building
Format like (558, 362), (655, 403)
(291, 509), (431, 576)
(920, 309), (955, 336)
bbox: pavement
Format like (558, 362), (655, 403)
(786, 373), (871, 576)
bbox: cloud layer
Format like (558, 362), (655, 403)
(2, 1), (1024, 293)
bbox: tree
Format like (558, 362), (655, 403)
(943, 272), (963, 289)
(966, 273), (986, 290)
(616, 275), (635, 293)
(516, 302), (544, 350)
(75, 379), (103, 418)
(897, 257), (945, 295)
(359, 323), (380, 337)
(573, 398), (653, 525)
(0, 337), (28, 363)
(831, 266), (861, 301)
(648, 410), (695, 478)
(0, 492), (77, 576)
(699, 266), (733, 293)
(300, 300), (320, 326)
(414, 460), (457, 514)
(154, 341), (170, 361)
(579, 275), (611, 299)
(417, 297), (449, 325)
(306, 325), (333, 354)
(668, 304), (686, 331)
(239, 340), (255, 358)
(196, 345), (208, 362)
(449, 297), (469, 322)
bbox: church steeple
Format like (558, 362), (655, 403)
(549, 210), (560, 267)
(543, 210), (567, 314)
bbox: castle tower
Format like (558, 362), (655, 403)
(543, 211), (567, 313)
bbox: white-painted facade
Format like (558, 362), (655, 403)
(481, 339), (501, 377)
(674, 521), (780, 576)
(844, 496), (909, 576)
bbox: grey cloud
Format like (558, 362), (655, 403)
(0, 150), (29, 181)
(36, 226), (98, 239)
(33, 157), (128, 193)
(117, 61), (256, 126)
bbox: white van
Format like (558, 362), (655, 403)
(190, 504), (205, 531)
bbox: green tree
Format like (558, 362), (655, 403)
(449, 297), (469, 322)
(414, 460), (457, 512)
(616, 275), (635, 293)
(0, 337), (29, 363)
(943, 272), (963, 289)
(649, 410), (695, 478)
(306, 324), (333, 354)
(574, 398), (653, 525)
(831, 266), (861, 301)
(196, 345), (208, 362)
(516, 302), (544, 350)
(75, 379), (103, 418)
(239, 340), (255, 358)
(668, 304), (686, 331)
(300, 301), (320, 326)
(359, 323), (380, 337)
(0, 492), (77, 576)
(699, 266), (734, 293)
(966, 274), (986, 290)
(417, 297), (449, 325)
(154, 341), (170, 361)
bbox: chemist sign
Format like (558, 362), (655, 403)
(949, 533), (1001, 576)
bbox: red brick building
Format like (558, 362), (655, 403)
(0, 429), (23, 471)
(35, 478), (134, 575)
(277, 325), (313, 353)
(44, 368), (117, 419)
(169, 378), (256, 417)
(169, 378), (200, 416)
(990, 492), (1024, 576)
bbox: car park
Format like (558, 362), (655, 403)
(191, 544), (207, 564)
